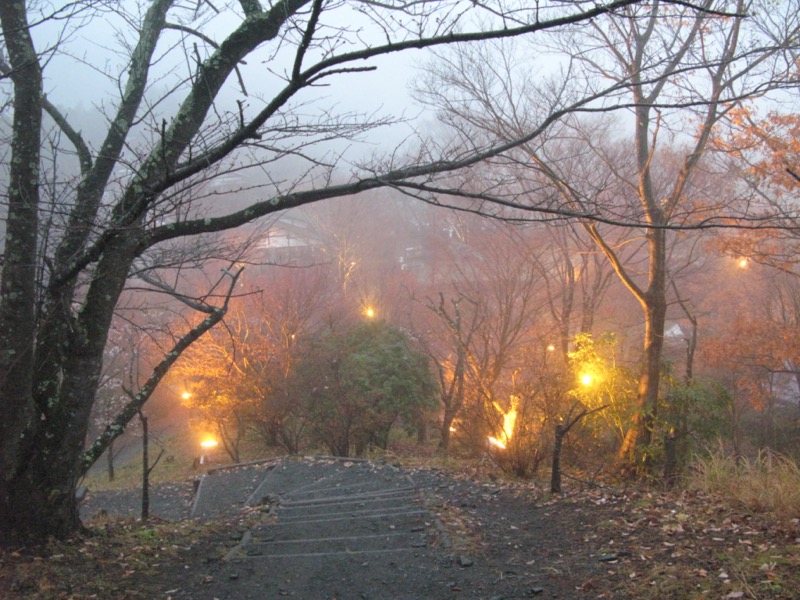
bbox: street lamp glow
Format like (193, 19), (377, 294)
(738, 257), (749, 268)
(365, 306), (375, 318)
(546, 344), (556, 352)
(580, 373), (593, 386)
(181, 391), (192, 400)
(200, 438), (218, 449)
(487, 436), (506, 450)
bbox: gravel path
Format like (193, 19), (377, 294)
(80, 480), (196, 522)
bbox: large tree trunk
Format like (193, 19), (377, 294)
(617, 230), (667, 471)
(0, 0), (45, 542)
(439, 406), (458, 452)
(2, 275), (126, 540)
(5, 336), (113, 538)
(5, 453), (82, 540)
(1, 241), (231, 541)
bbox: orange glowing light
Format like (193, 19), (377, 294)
(487, 436), (507, 450)
(487, 396), (518, 451)
(365, 306), (375, 318)
(546, 344), (556, 352)
(738, 258), (749, 268)
(580, 374), (593, 386)
(181, 391), (192, 400)
(449, 426), (457, 433)
(200, 438), (218, 449)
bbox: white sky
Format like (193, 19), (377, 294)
(33, 1), (429, 154)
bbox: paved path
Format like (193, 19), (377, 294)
(188, 457), (460, 599)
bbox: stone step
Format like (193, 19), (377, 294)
(221, 547), (451, 600)
(280, 485), (417, 506)
(242, 531), (428, 557)
(276, 503), (426, 523)
(282, 475), (411, 500)
(278, 493), (420, 518)
(245, 460), (348, 506)
(191, 463), (276, 518)
(251, 511), (429, 541)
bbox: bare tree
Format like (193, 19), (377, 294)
(419, 220), (547, 453)
(412, 0), (800, 472)
(424, 291), (482, 452)
(3, 0), (671, 540)
(535, 222), (617, 363)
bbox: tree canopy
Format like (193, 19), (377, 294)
(292, 321), (436, 457)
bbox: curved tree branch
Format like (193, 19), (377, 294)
(79, 266), (244, 475)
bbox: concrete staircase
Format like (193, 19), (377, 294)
(191, 457), (455, 599)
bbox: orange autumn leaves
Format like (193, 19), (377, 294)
(719, 105), (800, 194)
(702, 314), (800, 411)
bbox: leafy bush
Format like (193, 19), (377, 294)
(291, 321), (437, 457)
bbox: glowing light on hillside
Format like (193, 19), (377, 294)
(181, 391), (192, 400)
(200, 438), (218, 449)
(365, 306), (375, 318)
(738, 257), (749, 268)
(502, 404), (517, 442)
(487, 396), (518, 451)
(487, 436), (506, 450)
(580, 373), (593, 386)
(546, 344), (556, 352)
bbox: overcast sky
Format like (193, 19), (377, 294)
(32, 1), (430, 155)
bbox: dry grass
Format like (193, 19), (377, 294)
(689, 448), (800, 523)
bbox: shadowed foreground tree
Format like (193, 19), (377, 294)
(1, 0), (668, 541)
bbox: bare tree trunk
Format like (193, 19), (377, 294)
(218, 418), (242, 464)
(140, 411), (150, 520)
(416, 410), (428, 444)
(139, 410), (164, 520)
(439, 404), (460, 453)
(663, 428), (679, 488)
(618, 289), (667, 471)
(551, 424), (566, 494)
(107, 439), (116, 483)
(439, 419), (452, 452)
(0, 0), (44, 541)
(663, 280), (698, 486)
(551, 404), (606, 493)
